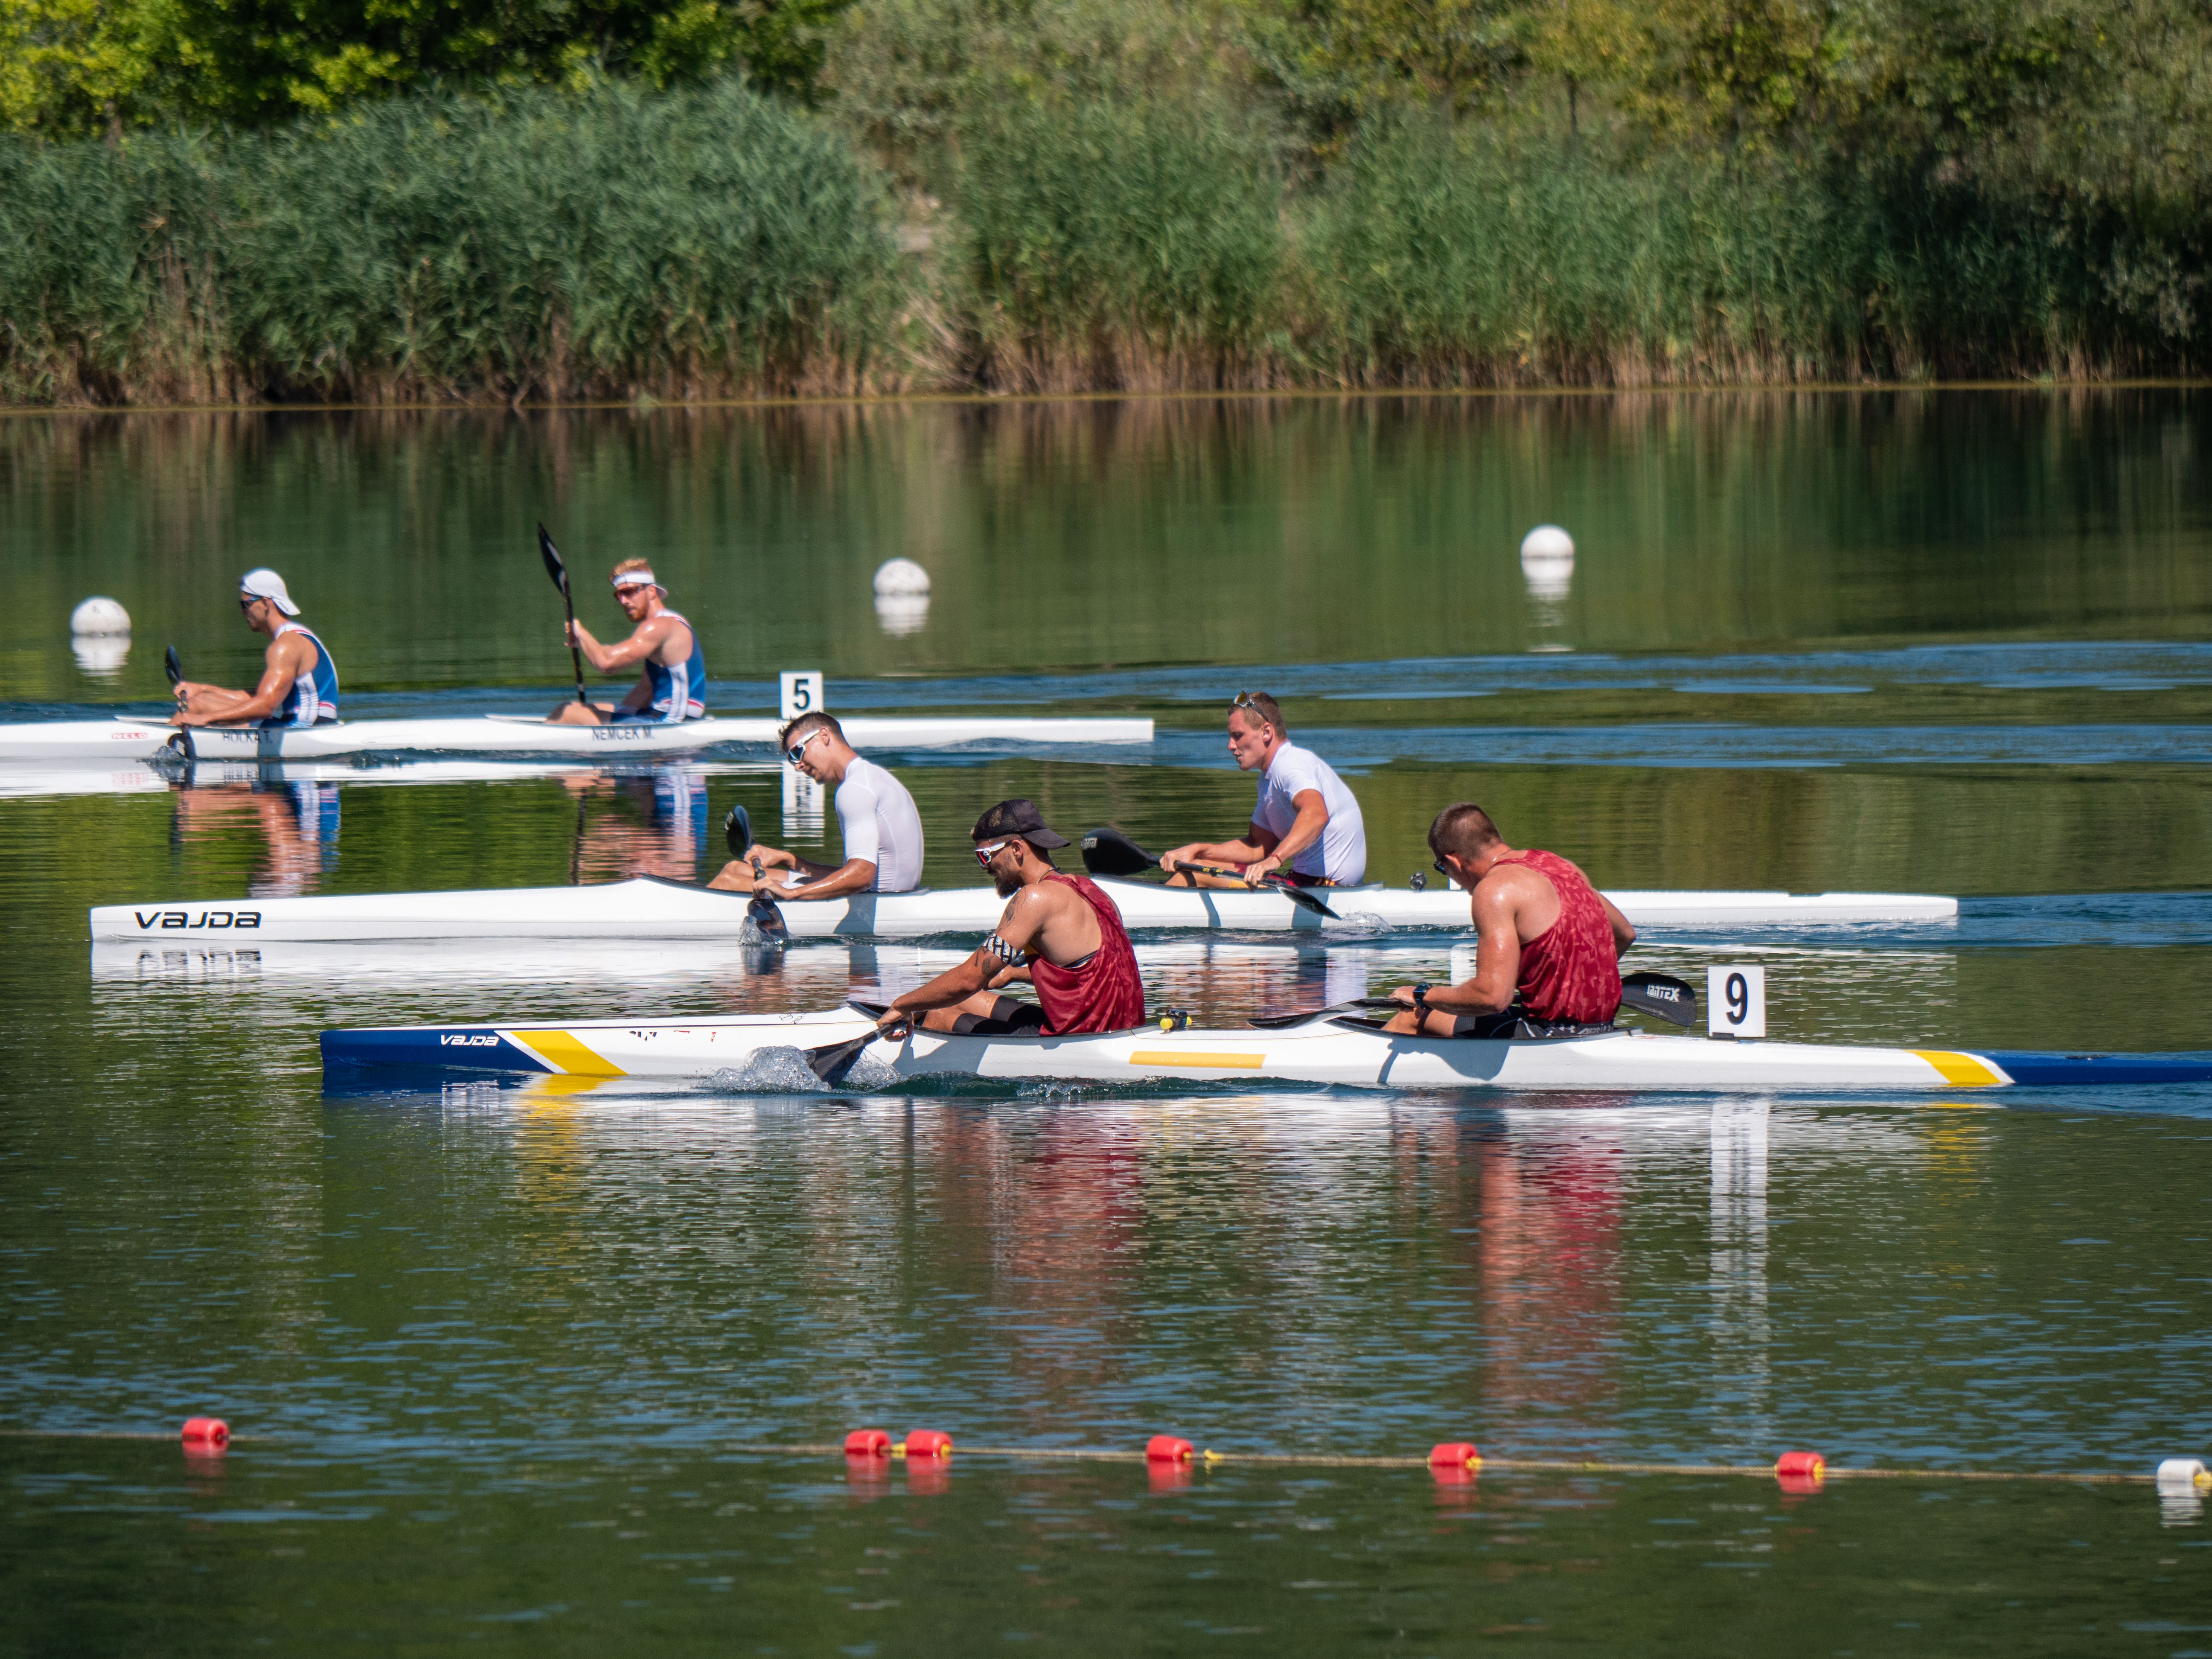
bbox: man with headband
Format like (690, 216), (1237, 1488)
(171, 568), (341, 729)
(708, 712), (924, 901)
(869, 799), (1145, 1037)
(548, 557), (709, 724)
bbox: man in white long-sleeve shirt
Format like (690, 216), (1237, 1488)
(1158, 690), (1366, 888)
(707, 713), (924, 898)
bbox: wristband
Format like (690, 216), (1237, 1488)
(1412, 982), (1432, 1011)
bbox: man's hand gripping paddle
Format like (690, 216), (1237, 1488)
(537, 523), (591, 715)
(161, 645), (195, 758)
(722, 803), (788, 943)
(1079, 825), (1341, 919)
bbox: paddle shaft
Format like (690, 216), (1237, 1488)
(1173, 861), (1338, 919)
(537, 525), (590, 710)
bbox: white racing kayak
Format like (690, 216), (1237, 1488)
(318, 1006), (2212, 1093)
(90, 874), (1958, 943)
(0, 712), (1153, 764)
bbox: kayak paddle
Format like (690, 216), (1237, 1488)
(1619, 971), (1697, 1026)
(164, 644), (183, 690)
(1247, 997), (1406, 1029)
(806, 1009), (899, 1085)
(537, 523), (590, 714)
(1172, 861), (1340, 919)
(723, 803), (788, 943)
(1078, 826), (1340, 918)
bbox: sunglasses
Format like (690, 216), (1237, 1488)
(974, 838), (1011, 867)
(238, 595), (261, 613)
(784, 731), (827, 765)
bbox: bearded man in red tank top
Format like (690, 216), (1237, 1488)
(1384, 803), (1636, 1038)
(873, 799), (1147, 1039)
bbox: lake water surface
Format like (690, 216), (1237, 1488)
(4, 391), (2211, 1654)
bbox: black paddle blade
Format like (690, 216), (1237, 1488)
(163, 645), (182, 687)
(1620, 971), (1698, 1026)
(1080, 826), (1157, 878)
(806, 1030), (878, 1086)
(723, 803), (754, 858)
(1269, 879), (1341, 920)
(747, 891), (788, 944)
(536, 523), (569, 596)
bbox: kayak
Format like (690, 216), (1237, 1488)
(318, 1006), (2212, 1092)
(0, 712), (1153, 763)
(90, 874), (1959, 942)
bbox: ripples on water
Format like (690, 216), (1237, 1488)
(5, 397), (2212, 1653)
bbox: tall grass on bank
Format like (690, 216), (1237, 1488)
(0, 82), (904, 405)
(953, 96), (1286, 390)
(1300, 118), (2209, 384)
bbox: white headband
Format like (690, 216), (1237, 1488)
(611, 570), (660, 591)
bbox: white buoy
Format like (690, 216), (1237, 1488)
(873, 558), (931, 597)
(1519, 525), (1574, 600)
(70, 596), (131, 636)
(2156, 1458), (2209, 1491)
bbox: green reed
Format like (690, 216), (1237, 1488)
(0, 81), (903, 405)
(951, 94), (1286, 389)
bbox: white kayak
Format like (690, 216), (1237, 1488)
(0, 712), (1153, 764)
(90, 873), (1959, 943)
(318, 1006), (2212, 1093)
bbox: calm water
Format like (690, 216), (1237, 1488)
(5, 391), (2212, 1654)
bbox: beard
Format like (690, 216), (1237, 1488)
(991, 864), (1022, 897)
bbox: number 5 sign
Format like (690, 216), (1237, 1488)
(779, 671), (824, 721)
(1707, 965), (1767, 1038)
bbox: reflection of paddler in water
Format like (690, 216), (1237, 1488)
(872, 799), (1147, 1037)
(561, 769), (710, 882)
(1385, 803), (1633, 1037)
(708, 714), (923, 900)
(171, 569), (340, 728)
(171, 774), (341, 898)
(549, 559), (708, 725)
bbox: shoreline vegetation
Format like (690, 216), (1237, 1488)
(4, 0), (2209, 407)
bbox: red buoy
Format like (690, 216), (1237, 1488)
(1146, 1435), (1194, 1464)
(902, 1429), (954, 1458)
(1774, 1449), (1825, 1481)
(1427, 1441), (1481, 1470)
(845, 1428), (891, 1456)
(180, 1417), (230, 1451)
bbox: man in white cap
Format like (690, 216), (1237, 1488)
(172, 569), (341, 728)
(548, 556), (709, 725)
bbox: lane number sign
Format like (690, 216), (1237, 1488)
(779, 671), (825, 721)
(1707, 965), (1767, 1038)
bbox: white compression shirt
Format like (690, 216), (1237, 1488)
(1254, 740), (1367, 884)
(833, 755), (925, 892)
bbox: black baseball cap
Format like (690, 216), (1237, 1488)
(972, 798), (1070, 849)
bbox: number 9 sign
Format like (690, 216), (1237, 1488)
(1706, 965), (1766, 1038)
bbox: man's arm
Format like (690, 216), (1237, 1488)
(1160, 821), (1271, 873)
(569, 616), (677, 673)
(176, 635), (315, 726)
(1598, 892), (1636, 958)
(772, 856), (878, 902)
(879, 890), (1049, 1028)
(1392, 879), (1522, 1016)
(1246, 789), (1328, 879)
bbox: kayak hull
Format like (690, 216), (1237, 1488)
(91, 874), (1959, 942)
(0, 713), (1153, 763)
(317, 1010), (2212, 1092)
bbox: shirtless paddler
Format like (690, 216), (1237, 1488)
(872, 799), (1146, 1038)
(550, 558), (708, 725)
(1385, 803), (1635, 1037)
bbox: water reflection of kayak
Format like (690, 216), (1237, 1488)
(93, 873), (1957, 943)
(318, 1007), (2210, 1093)
(0, 712), (1153, 763)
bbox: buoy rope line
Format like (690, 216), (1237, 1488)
(7, 1423), (2206, 1493)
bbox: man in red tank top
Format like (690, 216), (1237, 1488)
(1384, 803), (1635, 1036)
(873, 799), (1147, 1038)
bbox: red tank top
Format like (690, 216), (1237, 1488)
(1490, 850), (1621, 1023)
(1030, 873), (1147, 1034)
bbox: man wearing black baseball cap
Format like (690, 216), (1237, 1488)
(873, 799), (1146, 1038)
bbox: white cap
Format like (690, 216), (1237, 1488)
(239, 568), (301, 616)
